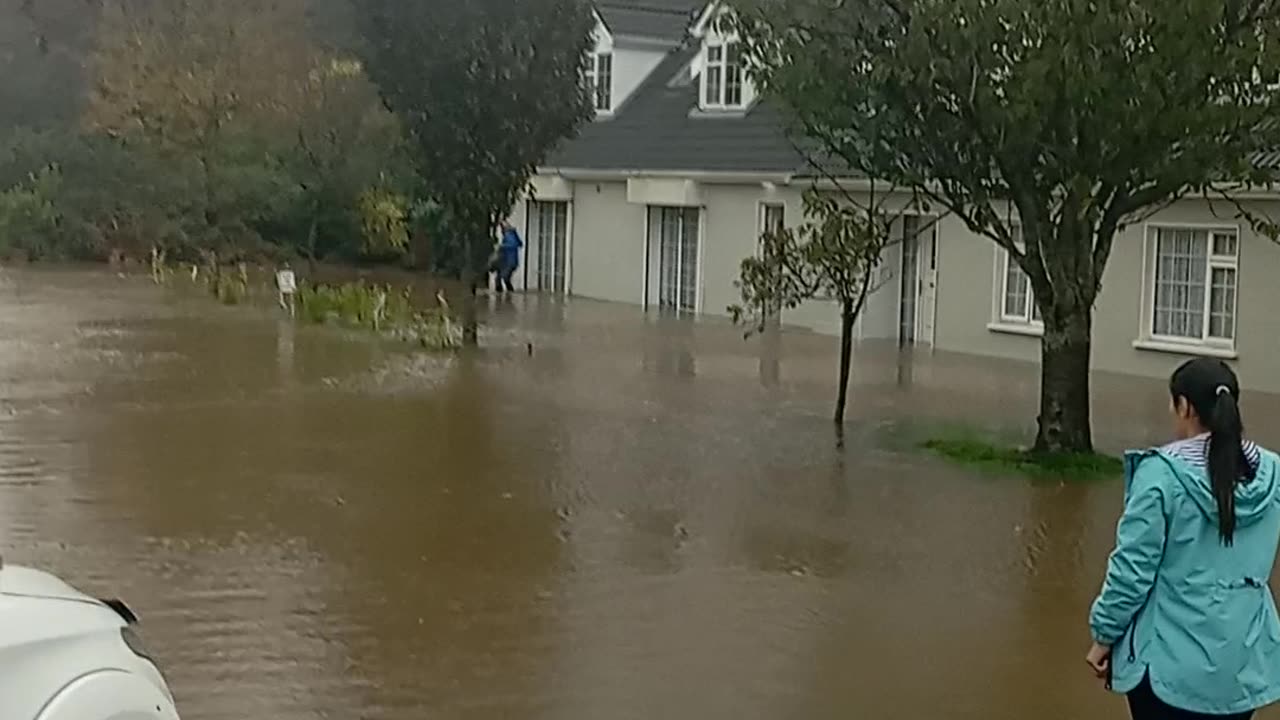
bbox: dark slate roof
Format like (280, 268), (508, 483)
(545, 44), (807, 174)
(597, 1), (703, 42)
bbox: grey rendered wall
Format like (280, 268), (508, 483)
(698, 183), (851, 334)
(697, 184), (759, 318)
(931, 198), (1280, 394)
(569, 181), (645, 304)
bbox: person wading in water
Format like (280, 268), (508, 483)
(1089, 358), (1280, 719)
(494, 222), (523, 294)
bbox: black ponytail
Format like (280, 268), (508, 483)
(1208, 388), (1246, 545)
(1170, 358), (1251, 546)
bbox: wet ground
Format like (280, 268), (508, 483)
(2, 267), (1278, 719)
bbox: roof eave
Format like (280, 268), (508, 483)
(612, 33), (684, 48)
(537, 166), (796, 184)
(690, 1), (721, 38)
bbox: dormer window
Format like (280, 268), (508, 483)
(703, 40), (744, 108)
(586, 51), (614, 112)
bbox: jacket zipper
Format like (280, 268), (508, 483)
(1106, 619), (1137, 691)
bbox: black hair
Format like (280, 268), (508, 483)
(1170, 357), (1252, 545)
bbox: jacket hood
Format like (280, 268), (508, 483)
(1127, 449), (1280, 529)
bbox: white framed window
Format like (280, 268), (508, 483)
(995, 227), (1042, 327)
(756, 202), (790, 307)
(759, 203), (785, 242)
(703, 40), (744, 108)
(1144, 226), (1239, 347)
(585, 51), (613, 112)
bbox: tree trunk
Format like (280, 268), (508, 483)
(305, 215), (319, 275)
(834, 300), (855, 425)
(460, 233), (479, 346)
(758, 318), (781, 387)
(1035, 307), (1093, 454)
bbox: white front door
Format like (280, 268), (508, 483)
(898, 215), (939, 346)
(526, 200), (569, 293)
(899, 216), (920, 344)
(918, 222), (938, 345)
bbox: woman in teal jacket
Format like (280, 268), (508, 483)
(1089, 358), (1280, 719)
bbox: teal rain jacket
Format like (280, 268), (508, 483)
(1090, 448), (1280, 714)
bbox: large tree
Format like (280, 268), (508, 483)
(88, 0), (319, 248)
(732, 0), (1280, 453)
(355, 0), (596, 344)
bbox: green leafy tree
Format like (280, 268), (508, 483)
(732, 0), (1280, 453)
(732, 187), (914, 424)
(88, 0), (317, 247)
(0, 166), (62, 260)
(286, 54), (409, 266)
(356, 0), (597, 344)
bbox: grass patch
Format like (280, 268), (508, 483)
(920, 435), (1122, 482)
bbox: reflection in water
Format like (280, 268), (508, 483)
(759, 322), (781, 388)
(643, 313), (697, 379)
(896, 346), (914, 389)
(4, 269), (1280, 719)
(276, 316), (295, 387)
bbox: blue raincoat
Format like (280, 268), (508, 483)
(1091, 448), (1280, 714)
(499, 228), (523, 273)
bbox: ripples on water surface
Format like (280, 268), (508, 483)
(3, 267), (1280, 719)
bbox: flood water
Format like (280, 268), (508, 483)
(3, 267), (1280, 720)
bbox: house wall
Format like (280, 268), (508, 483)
(527, 174), (1280, 393)
(935, 198), (1280, 393)
(593, 15), (668, 113)
(697, 183), (850, 333)
(528, 175), (898, 338)
(613, 45), (668, 109)
(569, 180), (645, 304)
(698, 184), (768, 318)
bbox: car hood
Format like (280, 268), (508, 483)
(0, 564), (95, 603)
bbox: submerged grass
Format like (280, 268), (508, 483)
(296, 281), (462, 350)
(154, 256), (463, 351)
(880, 420), (1122, 482)
(921, 435), (1122, 482)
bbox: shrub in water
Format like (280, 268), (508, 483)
(296, 281), (460, 350)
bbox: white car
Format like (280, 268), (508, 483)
(0, 561), (180, 720)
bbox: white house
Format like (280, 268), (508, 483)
(509, 0), (1280, 394)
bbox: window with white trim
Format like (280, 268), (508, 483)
(585, 52), (613, 112)
(759, 203), (785, 240)
(996, 228), (1042, 326)
(703, 40), (744, 108)
(1147, 226), (1239, 345)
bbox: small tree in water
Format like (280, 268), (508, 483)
(731, 0), (1280, 453)
(355, 0), (596, 344)
(732, 188), (913, 424)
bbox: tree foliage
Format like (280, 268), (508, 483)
(732, 187), (908, 423)
(733, 190), (893, 331)
(0, 0), (97, 130)
(732, 0), (1280, 452)
(356, 0), (597, 341)
(0, 0), (418, 267)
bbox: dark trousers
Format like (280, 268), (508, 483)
(495, 265), (516, 293)
(1129, 676), (1254, 720)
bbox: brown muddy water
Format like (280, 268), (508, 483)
(3, 267), (1280, 720)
